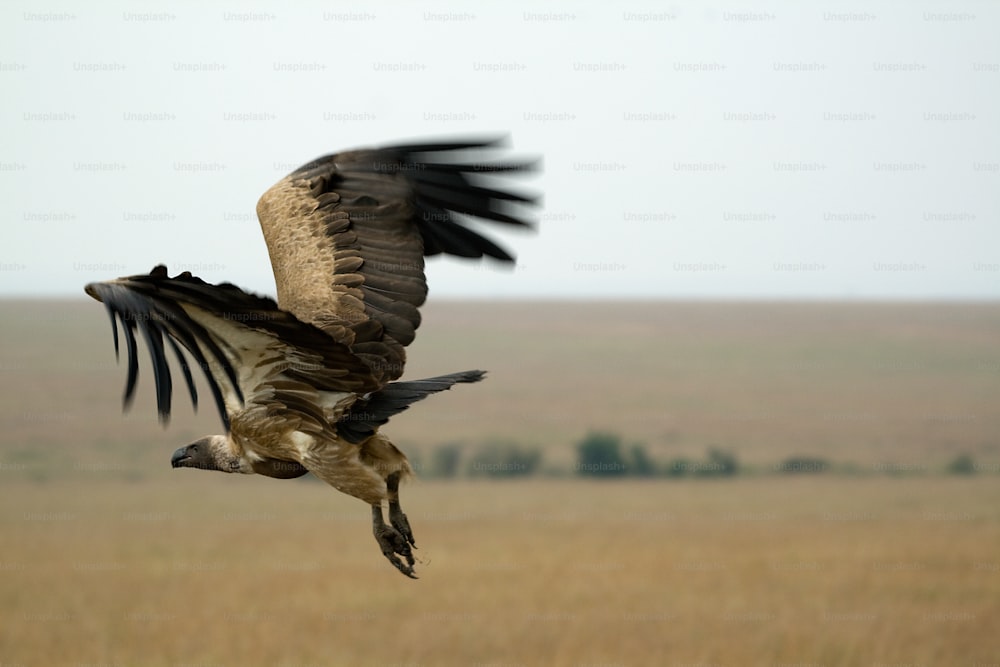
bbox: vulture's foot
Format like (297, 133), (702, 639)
(372, 505), (417, 579)
(388, 500), (415, 549)
(386, 470), (416, 548)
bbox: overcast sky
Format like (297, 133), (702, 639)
(2, 1), (998, 300)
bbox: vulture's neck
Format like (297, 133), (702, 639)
(209, 435), (253, 474)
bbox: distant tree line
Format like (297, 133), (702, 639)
(404, 432), (991, 480)
(574, 431), (739, 478)
(413, 431), (744, 479)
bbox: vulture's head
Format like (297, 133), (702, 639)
(171, 435), (232, 472)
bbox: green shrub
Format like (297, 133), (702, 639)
(575, 431), (627, 477)
(947, 454), (976, 475)
(628, 444), (658, 477)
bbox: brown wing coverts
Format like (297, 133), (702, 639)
(257, 138), (538, 386)
(84, 266), (378, 430)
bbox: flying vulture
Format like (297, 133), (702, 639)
(85, 137), (538, 578)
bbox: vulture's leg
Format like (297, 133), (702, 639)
(386, 470), (416, 548)
(372, 503), (417, 579)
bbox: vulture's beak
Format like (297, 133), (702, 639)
(171, 446), (191, 468)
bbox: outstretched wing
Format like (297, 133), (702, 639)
(256, 137), (539, 386)
(85, 265), (378, 431)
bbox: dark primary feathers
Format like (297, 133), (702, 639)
(85, 268), (377, 431)
(338, 370), (486, 444)
(256, 136), (539, 385)
(86, 138), (538, 435)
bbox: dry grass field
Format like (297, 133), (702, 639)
(2, 299), (999, 665)
(2, 478), (999, 666)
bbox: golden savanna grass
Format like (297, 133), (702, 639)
(3, 477), (999, 665)
(2, 299), (999, 665)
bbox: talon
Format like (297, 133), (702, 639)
(386, 470), (416, 548)
(389, 501), (416, 548)
(372, 505), (418, 578)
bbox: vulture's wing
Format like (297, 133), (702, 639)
(85, 266), (378, 431)
(256, 137), (538, 385)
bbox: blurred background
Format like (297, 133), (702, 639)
(2, 1), (998, 665)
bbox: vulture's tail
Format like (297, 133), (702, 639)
(336, 370), (485, 443)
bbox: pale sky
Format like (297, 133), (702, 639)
(2, 0), (998, 299)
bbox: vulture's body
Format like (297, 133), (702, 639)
(85, 138), (537, 577)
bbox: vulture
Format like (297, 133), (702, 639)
(85, 137), (538, 578)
